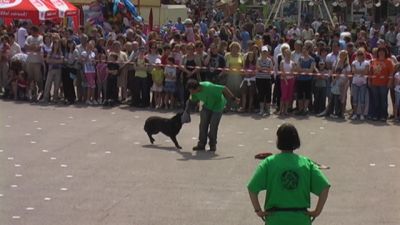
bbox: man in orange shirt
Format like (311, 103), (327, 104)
(369, 47), (395, 121)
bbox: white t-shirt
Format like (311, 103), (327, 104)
(331, 63), (350, 95)
(395, 72), (400, 93)
(81, 51), (96, 73)
(25, 35), (43, 63)
(325, 52), (338, 70)
(10, 42), (22, 57)
(396, 33), (400, 47)
(302, 29), (314, 40)
(352, 60), (369, 86)
(17, 27), (28, 48)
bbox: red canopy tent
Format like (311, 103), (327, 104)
(47, 0), (80, 29)
(0, 0), (58, 24)
(0, 0), (79, 29)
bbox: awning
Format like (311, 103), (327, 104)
(0, 0), (59, 23)
(48, 0), (79, 18)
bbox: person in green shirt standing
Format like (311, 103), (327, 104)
(187, 79), (239, 152)
(247, 123), (330, 225)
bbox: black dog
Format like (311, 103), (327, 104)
(144, 113), (183, 149)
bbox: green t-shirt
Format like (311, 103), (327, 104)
(191, 82), (227, 112)
(247, 153), (330, 225)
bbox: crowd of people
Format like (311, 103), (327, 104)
(1, 12), (400, 122)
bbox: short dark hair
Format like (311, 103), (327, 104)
(276, 123), (300, 151)
(377, 47), (390, 58)
(186, 79), (200, 90)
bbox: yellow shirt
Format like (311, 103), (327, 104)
(226, 53), (243, 75)
(151, 68), (164, 85)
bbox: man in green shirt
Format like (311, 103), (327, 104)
(247, 123), (330, 225)
(187, 79), (239, 152)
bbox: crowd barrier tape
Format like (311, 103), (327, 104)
(40, 58), (395, 80)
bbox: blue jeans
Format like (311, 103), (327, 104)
(351, 84), (367, 106)
(198, 108), (223, 147)
(369, 86), (388, 119)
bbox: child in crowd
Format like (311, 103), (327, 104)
(96, 53), (108, 104)
(327, 50), (350, 118)
(279, 48), (295, 115)
(16, 71), (28, 100)
(81, 41), (97, 105)
(239, 51), (256, 113)
(394, 64), (400, 122)
(164, 57), (177, 109)
(313, 60), (329, 114)
(105, 53), (120, 106)
(151, 59), (164, 109)
(350, 49), (369, 120)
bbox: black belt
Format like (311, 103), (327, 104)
(267, 207), (307, 212)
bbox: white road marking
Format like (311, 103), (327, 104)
(7, 157), (14, 160)
(238, 144), (245, 147)
(0, 149), (3, 153)
(263, 128), (270, 131)
(310, 132), (316, 135)
(111, 112), (116, 115)
(5, 125), (11, 128)
(26, 207), (35, 211)
(191, 137), (197, 140)
(68, 116), (74, 119)
(389, 164), (396, 168)
(11, 184), (18, 188)
(12, 216), (21, 219)
(36, 127), (42, 130)
(66, 175), (73, 178)
(105, 151), (111, 154)
(50, 157), (57, 160)
(44, 197), (51, 201)
(319, 127), (325, 130)
(33, 120), (39, 123)
(267, 140), (274, 144)
(369, 163), (376, 167)
(90, 142), (96, 145)
(59, 123), (66, 126)
(0, 194), (3, 197)
(134, 142), (140, 145)
(60, 188), (68, 191)
(25, 133), (31, 136)
(15, 174), (22, 177)
(42, 149), (48, 153)
(91, 119), (97, 122)
(30, 141), (37, 144)
(60, 164), (68, 168)
(237, 131), (244, 134)
(14, 164), (21, 167)
(134, 116), (140, 119)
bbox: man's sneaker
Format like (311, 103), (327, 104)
(351, 114), (358, 120)
(360, 115), (365, 121)
(192, 146), (205, 151)
(209, 145), (216, 152)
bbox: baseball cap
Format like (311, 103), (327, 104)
(155, 58), (162, 64)
(261, 45), (269, 52)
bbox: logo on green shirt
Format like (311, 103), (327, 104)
(281, 170), (299, 190)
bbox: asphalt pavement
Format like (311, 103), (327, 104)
(0, 100), (399, 225)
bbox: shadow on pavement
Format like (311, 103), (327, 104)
(142, 144), (234, 161)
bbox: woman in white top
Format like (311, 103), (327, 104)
(279, 48), (296, 115)
(351, 49), (370, 120)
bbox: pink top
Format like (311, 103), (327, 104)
(96, 63), (108, 83)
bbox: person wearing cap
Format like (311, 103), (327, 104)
(256, 45), (274, 116)
(151, 58), (164, 109)
(187, 79), (239, 152)
(247, 123), (330, 225)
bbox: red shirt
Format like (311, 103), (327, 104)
(370, 59), (394, 86)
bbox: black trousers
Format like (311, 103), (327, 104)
(132, 76), (150, 107)
(106, 75), (118, 101)
(61, 67), (76, 103)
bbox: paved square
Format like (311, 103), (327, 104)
(0, 101), (399, 225)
